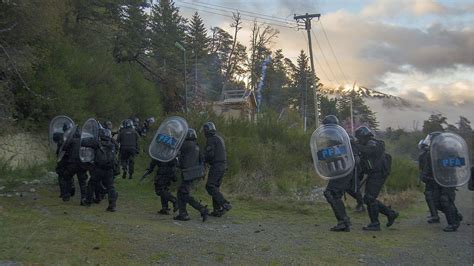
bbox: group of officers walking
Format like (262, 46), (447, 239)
(316, 115), (471, 233)
(51, 115), (231, 221)
(51, 113), (471, 231)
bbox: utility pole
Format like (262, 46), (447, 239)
(294, 13), (321, 129)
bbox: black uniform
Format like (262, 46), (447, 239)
(357, 139), (398, 230)
(175, 139), (208, 221)
(419, 150), (462, 231)
(345, 143), (365, 210)
(324, 141), (362, 231)
(146, 159), (178, 213)
(118, 127), (140, 179)
(60, 132), (89, 204)
(53, 131), (82, 202)
(83, 137), (119, 212)
(204, 133), (230, 214)
(419, 149), (439, 222)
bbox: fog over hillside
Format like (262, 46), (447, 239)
(366, 98), (474, 131)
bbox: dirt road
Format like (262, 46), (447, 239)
(0, 177), (472, 264)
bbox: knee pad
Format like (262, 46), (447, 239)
(363, 194), (376, 205)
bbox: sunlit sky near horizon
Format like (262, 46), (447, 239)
(170, 0), (473, 129)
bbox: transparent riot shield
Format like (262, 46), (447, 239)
(310, 124), (355, 180)
(430, 132), (471, 187)
(80, 118), (100, 163)
(49, 115), (74, 151)
(49, 115), (76, 161)
(149, 116), (188, 162)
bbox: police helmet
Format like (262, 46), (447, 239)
(203, 122), (216, 136)
(99, 128), (112, 140)
(322, 115), (339, 125)
(354, 126), (374, 140)
(186, 128), (197, 140)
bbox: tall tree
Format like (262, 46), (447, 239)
(113, 0), (150, 64)
(262, 49), (290, 113)
(457, 116), (472, 134)
(185, 12), (210, 59)
(338, 91), (379, 131)
(248, 21), (279, 91)
(422, 113), (447, 134)
(149, 0), (187, 112)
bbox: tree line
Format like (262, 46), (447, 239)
(0, 0), (418, 132)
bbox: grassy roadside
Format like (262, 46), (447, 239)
(0, 170), (428, 265)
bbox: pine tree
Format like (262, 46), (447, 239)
(113, 0), (150, 63)
(149, 0), (187, 112)
(262, 49), (289, 113)
(422, 114), (447, 134)
(338, 91), (379, 131)
(186, 12), (210, 59)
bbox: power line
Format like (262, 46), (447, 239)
(175, 2), (297, 29)
(177, 0), (298, 26)
(300, 31), (331, 83)
(311, 29), (341, 85)
(318, 20), (348, 84)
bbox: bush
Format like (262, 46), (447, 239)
(385, 156), (420, 192)
(168, 111), (323, 198)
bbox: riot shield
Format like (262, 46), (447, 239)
(430, 132), (471, 187)
(149, 116), (188, 162)
(49, 115), (74, 150)
(80, 118), (100, 163)
(49, 115), (76, 161)
(310, 124), (355, 180)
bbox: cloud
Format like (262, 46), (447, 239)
(361, 0), (446, 17)
(377, 65), (474, 106)
(360, 0), (474, 18)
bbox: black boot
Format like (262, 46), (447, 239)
(219, 202), (232, 216)
(426, 196), (439, 223)
(379, 204), (399, 227)
(355, 202), (365, 212)
(201, 206), (209, 222)
(443, 224), (458, 232)
(172, 200), (179, 213)
(158, 208), (170, 215)
(106, 192), (118, 212)
(330, 217), (351, 232)
(174, 213), (191, 221)
(363, 203), (380, 231)
(427, 216), (440, 224)
(122, 170), (127, 179)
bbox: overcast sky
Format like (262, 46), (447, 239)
(174, 0), (474, 129)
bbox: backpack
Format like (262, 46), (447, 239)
(95, 142), (116, 168)
(376, 140), (392, 177)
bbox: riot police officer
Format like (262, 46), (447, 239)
(142, 158), (178, 215)
(60, 127), (89, 205)
(118, 119), (140, 179)
(203, 122), (231, 217)
(53, 122), (76, 201)
(174, 129), (209, 222)
(355, 126), (399, 231)
(83, 128), (119, 212)
(418, 137), (440, 223)
(420, 132), (463, 232)
(321, 115), (361, 232)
